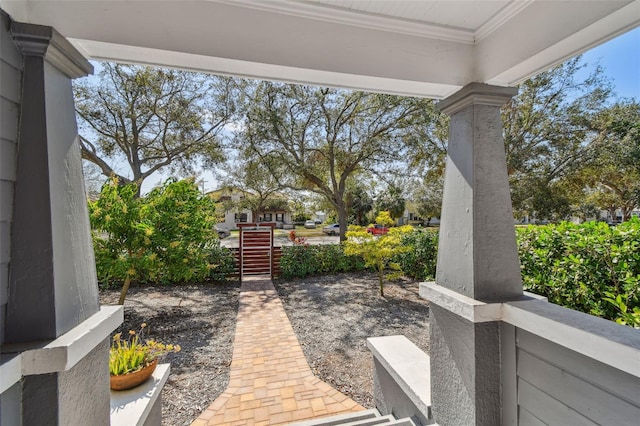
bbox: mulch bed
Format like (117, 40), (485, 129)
(99, 272), (430, 425)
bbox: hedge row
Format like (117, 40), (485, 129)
(276, 220), (640, 326)
(517, 219), (640, 326)
(279, 244), (366, 279)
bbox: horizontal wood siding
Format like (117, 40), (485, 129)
(517, 380), (597, 426)
(518, 407), (546, 426)
(516, 329), (640, 426)
(0, 11), (21, 347)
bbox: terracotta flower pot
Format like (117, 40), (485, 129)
(110, 358), (158, 391)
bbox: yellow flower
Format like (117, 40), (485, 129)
(170, 241), (180, 248)
(145, 228), (153, 236)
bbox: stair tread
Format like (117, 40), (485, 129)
(340, 414), (395, 426)
(386, 418), (417, 426)
(287, 409), (381, 426)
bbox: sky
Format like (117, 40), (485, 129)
(580, 26), (640, 100)
(89, 25), (640, 195)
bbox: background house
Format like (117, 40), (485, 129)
(209, 187), (292, 229)
(397, 201), (440, 227)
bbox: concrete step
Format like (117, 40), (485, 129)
(386, 418), (418, 426)
(341, 414), (395, 425)
(286, 409), (420, 426)
(287, 409), (382, 426)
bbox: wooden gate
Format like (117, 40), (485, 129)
(238, 223), (275, 279)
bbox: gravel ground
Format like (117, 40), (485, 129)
(100, 282), (240, 426)
(274, 273), (430, 408)
(100, 272), (430, 425)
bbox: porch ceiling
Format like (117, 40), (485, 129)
(1, 0), (638, 98)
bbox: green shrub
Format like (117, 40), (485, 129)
(207, 245), (237, 281)
(280, 244), (365, 279)
(344, 225), (414, 296)
(517, 219), (640, 324)
(391, 222), (640, 327)
(90, 178), (227, 303)
(394, 229), (439, 281)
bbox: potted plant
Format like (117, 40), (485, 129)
(109, 323), (180, 391)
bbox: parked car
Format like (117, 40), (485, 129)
(322, 223), (340, 236)
(214, 225), (230, 239)
(366, 224), (389, 235)
(304, 220), (317, 229)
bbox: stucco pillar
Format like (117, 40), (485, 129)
(428, 83), (521, 426)
(1, 22), (112, 426)
(5, 22), (97, 343)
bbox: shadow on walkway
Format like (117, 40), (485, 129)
(192, 275), (364, 426)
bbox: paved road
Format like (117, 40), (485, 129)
(220, 235), (339, 248)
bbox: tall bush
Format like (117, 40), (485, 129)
(394, 229), (439, 281)
(90, 178), (224, 303)
(517, 219), (640, 325)
(394, 222), (640, 326)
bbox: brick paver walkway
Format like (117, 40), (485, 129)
(192, 275), (364, 426)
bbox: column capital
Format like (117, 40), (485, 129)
(10, 21), (93, 78)
(437, 82), (517, 115)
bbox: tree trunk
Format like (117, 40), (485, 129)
(118, 276), (132, 305)
(378, 267), (385, 297)
(337, 201), (349, 242)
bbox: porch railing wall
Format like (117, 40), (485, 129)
(501, 300), (640, 426)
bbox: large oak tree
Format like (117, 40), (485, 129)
(502, 56), (612, 219)
(75, 63), (237, 195)
(584, 100), (640, 220)
(238, 82), (430, 240)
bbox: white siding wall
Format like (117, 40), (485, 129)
(0, 11), (21, 346)
(515, 329), (640, 426)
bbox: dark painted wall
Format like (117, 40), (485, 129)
(0, 9), (21, 347)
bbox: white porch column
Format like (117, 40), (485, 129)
(429, 83), (521, 426)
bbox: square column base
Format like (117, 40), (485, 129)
(430, 304), (501, 426)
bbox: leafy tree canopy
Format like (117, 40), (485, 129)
(238, 81), (435, 239)
(376, 183), (406, 220)
(503, 56), (613, 219)
(75, 63), (238, 195)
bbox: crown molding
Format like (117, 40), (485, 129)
(212, 0), (475, 44)
(212, 0), (538, 45)
(475, 0), (535, 42)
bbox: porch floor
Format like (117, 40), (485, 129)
(192, 275), (364, 426)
